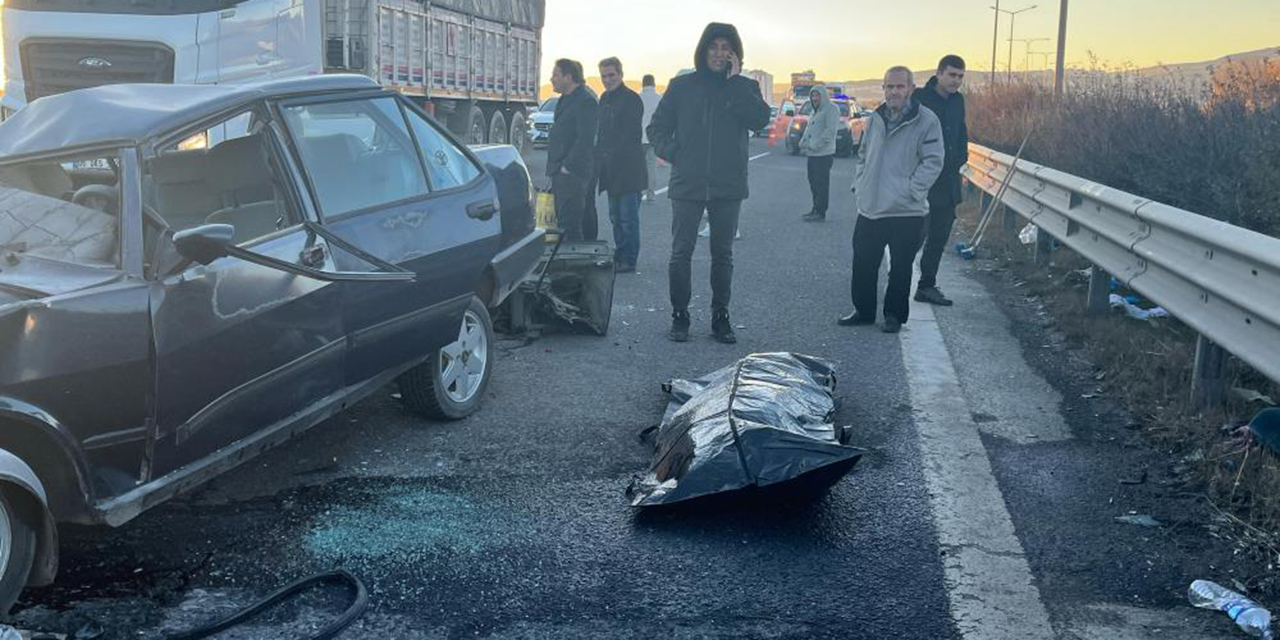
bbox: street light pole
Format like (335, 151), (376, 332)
(1054, 0), (1069, 95)
(991, 0), (1001, 86)
(992, 5), (1038, 83)
(1014, 37), (1051, 74)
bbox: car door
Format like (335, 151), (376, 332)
(216, 0), (283, 84)
(276, 93), (499, 387)
(145, 112), (347, 477)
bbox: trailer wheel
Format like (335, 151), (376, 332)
(0, 486), (37, 615)
(487, 110), (508, 145)
(465, 106), (487, 145)
(508, 110), (528, 154)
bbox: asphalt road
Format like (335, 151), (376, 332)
(9, 138), (1256, 640)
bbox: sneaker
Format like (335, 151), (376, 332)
(914, 286), (954, 306)
(837, 312), (874, 326)
(711, 310), (737, 344)
(882, 315), (903, 334)
(668, 310), (690, 342)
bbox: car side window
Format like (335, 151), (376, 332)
(281, 97), (428, 217)
(402, 107), (482, 191)
(143, 109), (301, 246)
(0, 151), (121, 269)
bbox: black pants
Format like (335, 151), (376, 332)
(552, 173), (588, 241)
(670, 198), (741, 313)
(583, 173), (600, 241)
(851, 215), (925, 323)
(807, 155), (835, 216)
(917, 201), (957, 290)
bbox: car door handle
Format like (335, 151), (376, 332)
(466, 199), (498, 220)
(299, 245), (327, 268)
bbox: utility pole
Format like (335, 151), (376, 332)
(1054, 0), (1069, 95)
(992, 5), (1038, 84)
(1014, 37), (1051, 75)
(990, 0), (1001, 86)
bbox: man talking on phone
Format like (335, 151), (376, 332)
(646, 22), (771, 344)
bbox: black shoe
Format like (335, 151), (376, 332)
(802, 212), (826, 222)
(668, 310), (690, 342)
(914, 286), (954, 306)
(711, 310), (738, 344)
(882, 315), (903, 333)
(800, 209), (817, 219)
(837, 312), (874, 326)
(614, 261), (635, 273)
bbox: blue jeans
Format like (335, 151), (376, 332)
(609, 192), (641, 266)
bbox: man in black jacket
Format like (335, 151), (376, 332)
(646, 22), (771, 344)
(596, 56), (647, 273)
(547, 58), (598, 241)
(912, 54), (969, 306)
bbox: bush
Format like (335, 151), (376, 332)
(967, 55), (1280, 237)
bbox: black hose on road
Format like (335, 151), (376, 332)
(163, 571), (368, 640)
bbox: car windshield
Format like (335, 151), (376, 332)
(0, 151), (122, 268)
(799, 101), (852, 117)
(540, 98), (559, 112)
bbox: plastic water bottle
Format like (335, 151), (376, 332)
(1189, 579), (1274, 639)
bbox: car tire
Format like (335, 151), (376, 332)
(787, 143), (799, 156)
(508, 110), (527, 155)
(465, 106), (487, 145)
(487, 110), (508, 145)
(398, 297), (494, 420)
(0, 487), (38, 615)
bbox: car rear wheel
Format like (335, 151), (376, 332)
(0, 487), (37, 615)
(487, 110), (508, 145)
(398, 297), (494, 420)
(466, 106), (487, 145)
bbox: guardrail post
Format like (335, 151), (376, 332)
(1034, 226), (1053, 266)
(1002, 204), (1018, 232)
(1086, 266), (1110, 316)
(1191, 335), (1229, 408)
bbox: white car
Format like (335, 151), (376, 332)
(528, 97), (557, 146)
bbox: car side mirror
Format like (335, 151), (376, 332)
(173, 224), (235, 266)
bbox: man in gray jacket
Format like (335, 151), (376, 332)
(838, 66), (944, 333)
(799, 85), (840, 222)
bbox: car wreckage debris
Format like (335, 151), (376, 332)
(627, 352), (863, 508)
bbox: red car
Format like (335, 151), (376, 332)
(773, 97), (868, 158)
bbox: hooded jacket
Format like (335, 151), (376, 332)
(852, 98), (945, 219)
(798, 85), (840, 157)
(912, 76), (969, 207)
(596, 83), (648, 196)
(645, 22), (772, 201)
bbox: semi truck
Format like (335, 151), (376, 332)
(1, 0), (544, 149)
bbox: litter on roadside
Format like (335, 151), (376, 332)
(1248, 409), (1280, 457)
(697, 224), (742, 240)
(0, 625), (65, 640)
(1114, 514), (1163, 527)
(1018, 223), (1039, 245)
(1234, 388), (1277, 407)
(1188, 579), (1274, 639)
(1109, 294), (1170, 321)
(626, 353), (863, 508)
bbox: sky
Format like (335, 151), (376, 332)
(542, 0), (1280, 84)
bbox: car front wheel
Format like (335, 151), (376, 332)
(398, 297), (494, 420)
(0, 487), (38, 615)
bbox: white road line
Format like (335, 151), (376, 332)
(652, 152), (770, 197)
(901, 302), (1057, 640)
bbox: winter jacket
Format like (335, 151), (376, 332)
(640, 86), (662, 145)
(546, 84), (598, 180)
(645, 22), (772, 202)
(912, 76), (969, 207)
(596, 84), (648, 196)
(798, 85), (840, 157)
(852, 98), (945, 219)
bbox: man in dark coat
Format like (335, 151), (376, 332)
(596, 56), (647, 273)
(546, 58), (598, 241)
(912, 54), (969, 306)
(646, 22), (771, 344)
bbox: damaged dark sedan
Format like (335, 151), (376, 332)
(0, 75), (542, 609)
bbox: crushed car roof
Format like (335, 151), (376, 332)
(0, 75), (381, 160)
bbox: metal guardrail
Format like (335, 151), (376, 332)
(962, 143), (1280, 389)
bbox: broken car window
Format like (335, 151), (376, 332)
(0, 152), (121, 268)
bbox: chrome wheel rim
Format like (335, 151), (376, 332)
(440, 310), (488, 404)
